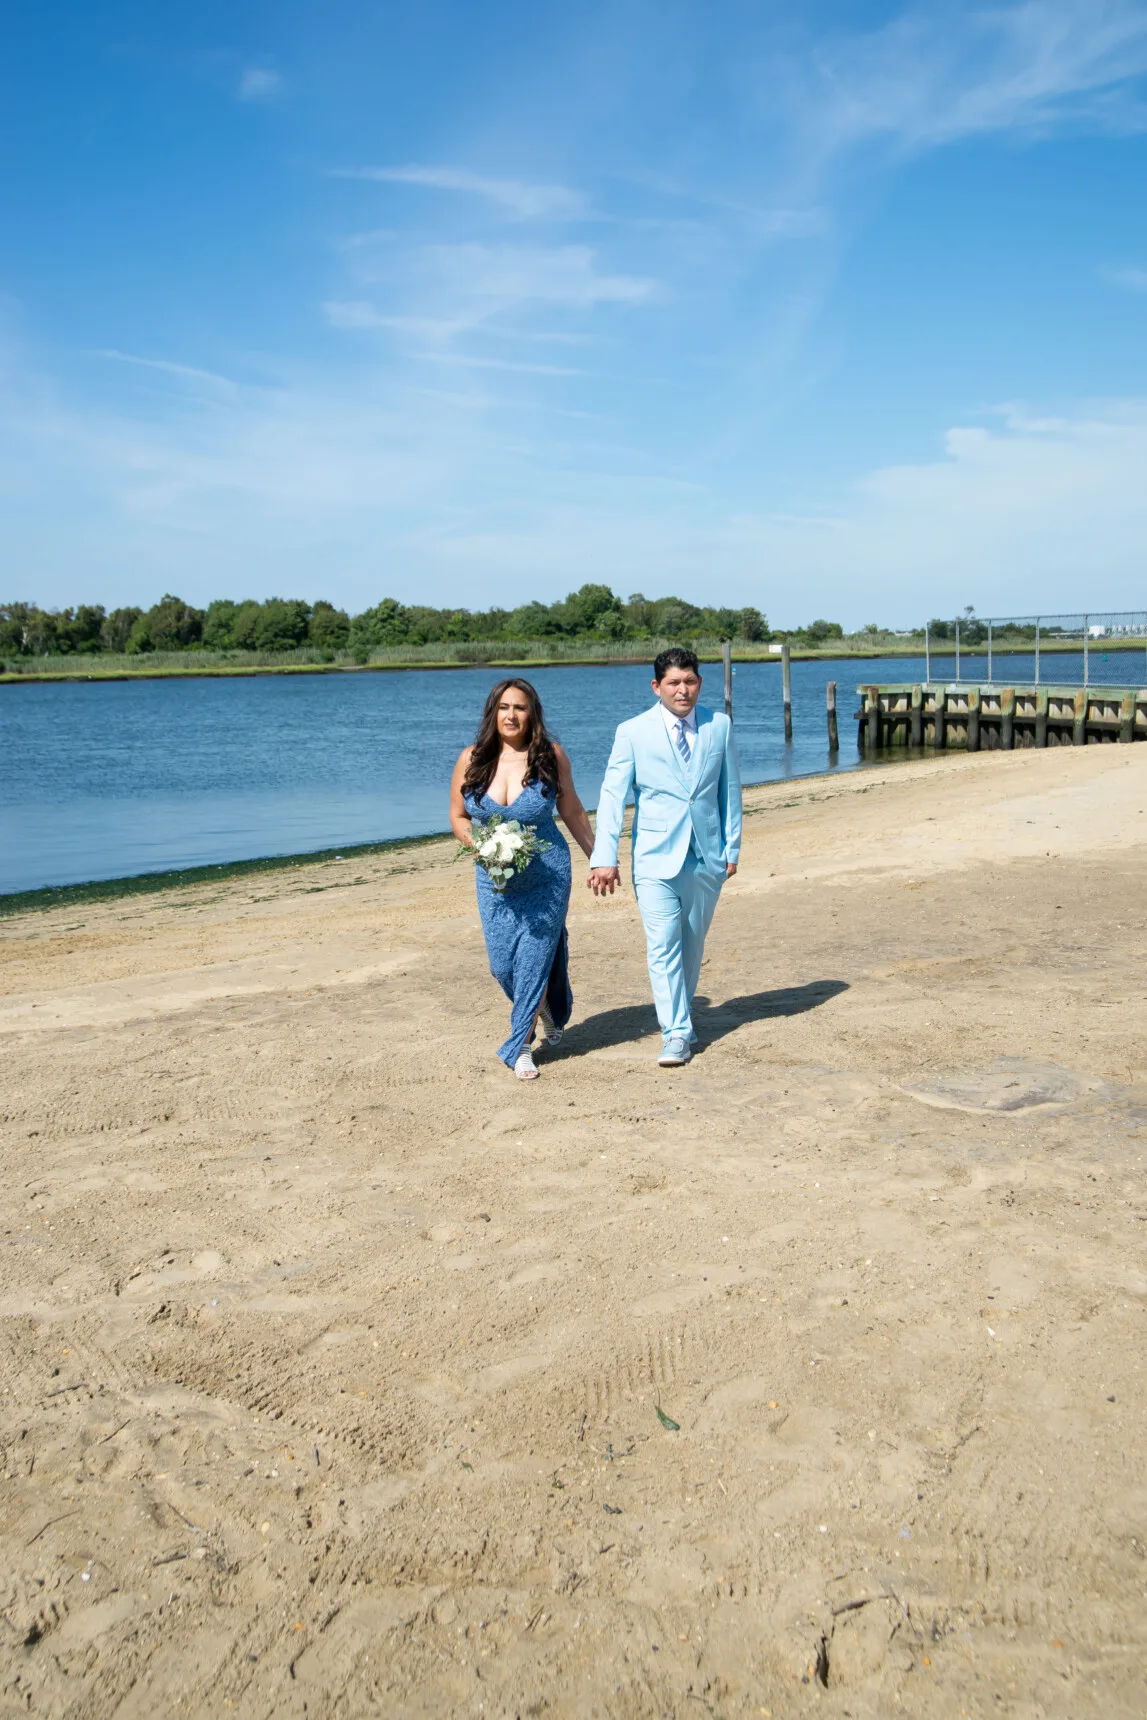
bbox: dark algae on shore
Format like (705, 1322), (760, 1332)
(0, 832), (450, 918)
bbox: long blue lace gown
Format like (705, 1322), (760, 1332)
(464, 780), (573, 1068)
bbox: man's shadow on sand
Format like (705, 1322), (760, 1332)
(553, 978), (849, 1058)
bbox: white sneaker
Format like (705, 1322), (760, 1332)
(538, 1000), (564, 1046)
(514, 1051), (540, 1080)
(658, 1036), (692, 1067)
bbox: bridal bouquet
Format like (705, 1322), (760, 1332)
(458, 812), (551, 892)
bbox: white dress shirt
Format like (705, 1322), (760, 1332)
(659, 701), (698, 760)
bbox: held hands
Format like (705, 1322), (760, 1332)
(588, 864), (734, 890)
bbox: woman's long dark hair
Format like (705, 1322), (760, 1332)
(462, 678), (561, 801)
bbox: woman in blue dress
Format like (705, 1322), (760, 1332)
(450, 679), (597, 1079)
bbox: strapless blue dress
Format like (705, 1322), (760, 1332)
(464, 779), (573, 1067)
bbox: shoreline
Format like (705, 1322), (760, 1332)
(0, 826), (454, 919)
(1, 638), (1133, 687)
(1, 750), (955, 916)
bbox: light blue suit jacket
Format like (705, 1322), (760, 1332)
(589, 703), (743, 881)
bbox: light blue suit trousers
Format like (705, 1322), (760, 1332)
(634, 850), (723, 1038)
(590, 703), (742, 1041)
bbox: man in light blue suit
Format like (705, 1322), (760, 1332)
(589, 647), (742, 1066)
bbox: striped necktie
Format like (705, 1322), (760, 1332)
(674, 718), (691, 764)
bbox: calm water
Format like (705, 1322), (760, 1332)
(0, 649), (1137, 893)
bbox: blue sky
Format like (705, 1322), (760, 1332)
(3, 0), (1147, 628)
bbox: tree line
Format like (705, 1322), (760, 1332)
(3, 590), (1034, 664)
(0, 586), (770, 659)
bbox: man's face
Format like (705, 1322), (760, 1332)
(653, 667), (702, 717)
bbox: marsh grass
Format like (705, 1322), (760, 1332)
(1, 635), (948, 682)
(5, 633), (1140, 685)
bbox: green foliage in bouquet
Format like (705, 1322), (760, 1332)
(456, 813), (552, 892)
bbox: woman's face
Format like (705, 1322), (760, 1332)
(495, 688), (533, 745)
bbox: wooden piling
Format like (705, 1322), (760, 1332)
(1000, 687), (1015, 750)
(933, 686), (947, 750)
(722, 638), (733, 719)
(910, 683), (923, 746)
(1120, 691), (1135, 743)
(1034, 689), (1048, 747)
(864, 686), (881, 752)
(826, 680), (839, 752)
(1072, 689), (1087, 747)
(966, 686), (981, 752)
(782, 643), (793, 743)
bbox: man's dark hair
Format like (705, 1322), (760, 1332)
(653, 646), (700, 681)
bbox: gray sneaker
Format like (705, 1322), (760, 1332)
(658, 1035), (692, 1067)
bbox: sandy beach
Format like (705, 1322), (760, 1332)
(2, 743), (1146, 1719)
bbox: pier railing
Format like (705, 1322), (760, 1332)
(923, 610), (1147, 688)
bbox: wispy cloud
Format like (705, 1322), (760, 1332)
(322, 303), (468, 341)
(334, 164), (588, 220)
(787, 0), (1147, 162)
(1102, 264), (1147, 290)
(323, 303), (604, 354)
(412, 352), (586, 377)
(619, 173), (826, 242)
(326, 245), (656, 360)
(90, 349), (238, 391)
(417, 243), (655, 309)
(238, 66), (283, 102)
(475, 326), (601, 347)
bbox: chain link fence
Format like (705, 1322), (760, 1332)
(920, 610), (1147, 688)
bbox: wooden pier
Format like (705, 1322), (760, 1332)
(856, 683), (1147, 752)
